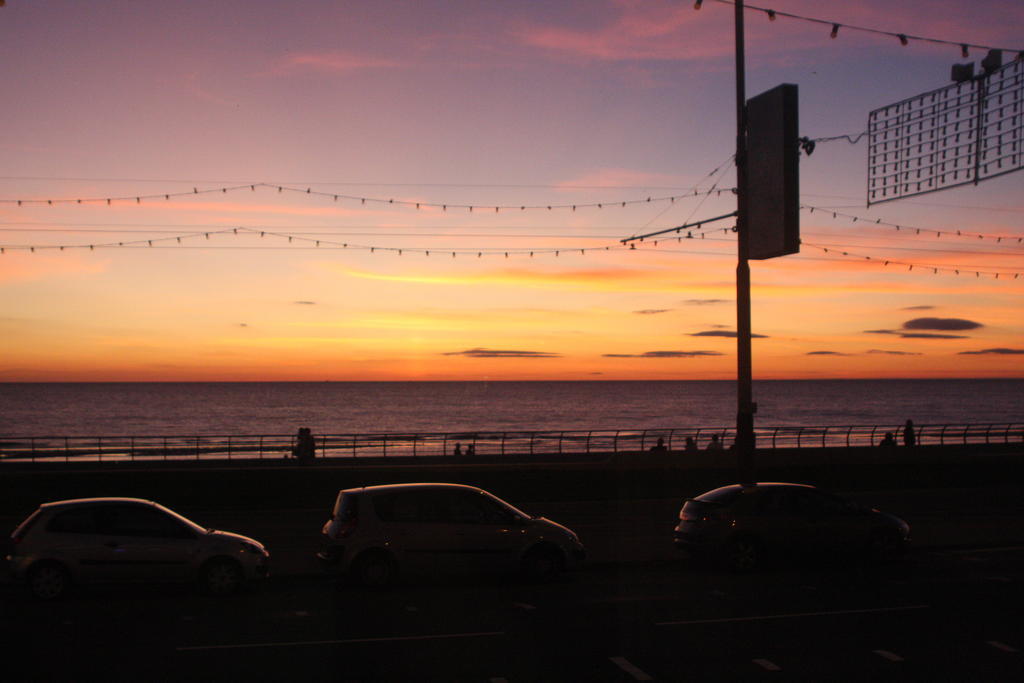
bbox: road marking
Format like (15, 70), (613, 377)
(753, 659), (781, 671)
(177, 631), (505, 652)
(985, 576), (1012, 583)
(943, 545), (1024, 555)
(656, 604), (929, 626)
(513, 602), (536, 610)
(293, 611), (310, 617)
(873, 649), (904, 662)
(489, 679), (508, 683)
(405, 605), (418, 612)
(988, 641), (1018, 653)
(609, 656), (654, 681)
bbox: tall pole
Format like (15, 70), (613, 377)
(734, 0), (756, 484)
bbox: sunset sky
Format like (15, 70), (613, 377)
(1, 0), (1021, 382)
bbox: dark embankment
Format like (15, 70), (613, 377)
(1, 443), (1022, 517)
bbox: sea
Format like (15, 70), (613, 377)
(0, 379), (1021, 437)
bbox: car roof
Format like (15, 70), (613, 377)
(696, 482), (816, 498)
(39, 497), (157, 509)
(339, 483), (482, 496)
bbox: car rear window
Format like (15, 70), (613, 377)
(694, 486), (743, 505)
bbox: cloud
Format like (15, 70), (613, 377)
(555, 168), (691, 189)
(899, 333), (969, 339)
(958, 348), (1024, 355)
(901, 305), (935, 311)
(684, 299), (729, 306)
(866, 349), (923, 356)
(864, 329), (966, 339)
(443, 348), (561, 358)
(633, 309), (671, 315)
(293, 301), (317, 305)
(602, 350), (724, 358)
(0, 253), (107, 283)
(902, 317), (983, 331)
(337, 266), (699, 293)
(274, 51), (402, 74)
(689, 330), (768, 338)
(806, 351), (851, 356)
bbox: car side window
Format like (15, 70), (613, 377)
(47, 508), (98, 534)
(95, 505), (195, 539)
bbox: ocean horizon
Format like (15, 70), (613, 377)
(1, 378), (1021, 437)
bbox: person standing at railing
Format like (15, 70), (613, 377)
(903, 419), (916, 447)
(293, 427), (316, 464)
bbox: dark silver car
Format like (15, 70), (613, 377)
(320, 483), (585, 586)
(6, 497), (269, 599)
(673, 483), (910, 570)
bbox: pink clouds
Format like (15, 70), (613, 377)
(554, 168), (697, 189)
(275, 51), (403, 74)
(514, 0), (1022, 63)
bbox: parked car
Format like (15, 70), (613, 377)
(673, 483), (910, 570)
(6, 497), (269, 599)
(319, 483), (585, 586)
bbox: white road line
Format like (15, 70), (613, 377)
(609, 656), (654, 681)
(512, 602), (536, 610)
(942, 545), (1024, 555)
(988, 640), (1019, 653)
(873, 649), (904, 662)
(177, 631), (505, 652)
(293, 611), (310, 617)
(753, 659), (781, 671)
(489, 678), (509, 683)
(656, 604), (929, 626)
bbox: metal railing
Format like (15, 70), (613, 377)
(0, 423), (1021, 464)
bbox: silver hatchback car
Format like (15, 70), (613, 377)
(319, 483), (586, 586)
(6, 497), (269, 599)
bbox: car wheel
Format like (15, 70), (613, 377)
(521, 545), (563, 581)
(724, 535), (761, 572)
(867, 529), (906, 562)
(201, 559), (244, 596)
(353, 551), (396, 588)
(28, 561), (70, 601)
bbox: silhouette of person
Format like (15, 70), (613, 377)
(706, 434), (723, 451)
(684, 437), (698, 453)
(453, 442), (462, 456)
(293, 427), (316, 463)
(903, 419), (916, 447)
(466, 444), (476, 456)
(879, 432), (896, 448)
(649, 437), (668, 453)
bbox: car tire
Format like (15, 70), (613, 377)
(353, 551), (396, 588)
(201, 558), (244, 596)
(724, 535), (762, 572)
(867, 529), (906, 562)
(521, 545), (563, 581)
(28, 561), (70, 601)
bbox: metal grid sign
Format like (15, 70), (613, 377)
(867, 58), (1022, 205)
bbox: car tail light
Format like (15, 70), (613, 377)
(680, 507), (725, 522)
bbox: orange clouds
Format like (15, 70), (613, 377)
(0, 253), (106, 283)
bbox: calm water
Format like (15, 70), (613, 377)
(0, 380), (1020, 436)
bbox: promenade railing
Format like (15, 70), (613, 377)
(0, 423), (1021, 464)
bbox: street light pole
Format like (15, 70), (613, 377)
(734, 0), (756, 484)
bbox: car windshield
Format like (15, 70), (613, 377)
(153, 503), (208, 534)
(483, 491), (531, 519)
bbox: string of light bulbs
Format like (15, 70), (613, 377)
(0, 180), (733, 213)
(801, 242), (1022, 280)
(695, 0), (1023, 58)
(802, 205), (1024, 244)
